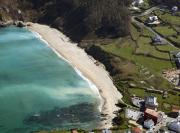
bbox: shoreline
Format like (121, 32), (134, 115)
(32, 30), (104, 112)
(31, 28), (104, 113)
(27, 23), (122, 129)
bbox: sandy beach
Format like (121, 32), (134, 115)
(28, 23), (122, 128)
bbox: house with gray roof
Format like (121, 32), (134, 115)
(144, 119), (154, 129)
(168, 120), (180, 133)
(145, 96), (158, 110)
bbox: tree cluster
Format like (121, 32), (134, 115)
(30, 0), (132, 41)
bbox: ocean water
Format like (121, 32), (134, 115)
(0, 27), (101, 133)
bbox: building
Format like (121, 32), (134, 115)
(152, 35), (162, 42)
(131, 127), (143, 133)
(102, 129), (112, 133)
(174, 52), (180, 58)
(146, 16), (160, 25)
(169, 106), (180, 118)
(168, 119), (180, 133)
(125, 108), (143, 121)
(132, 0), (144, 7)
(71, 129), (78, 133)
(145, 96), (158, 110)
(149, 16), (158, 22)
(172, 6), (178, 12)
(144, 119), (154, 129)
(175, 58), (180, 69)
(144, 108), (162, 124)
(131, 97), (145, 108)
(152, 35), (165, 45)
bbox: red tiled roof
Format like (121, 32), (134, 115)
(71, 129), (78, 133)
(145, 108), (159, 117)
(132, 127), (142, 133)
(172, 105), (180, 112)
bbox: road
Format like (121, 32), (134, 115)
(131, 5), (177, 48)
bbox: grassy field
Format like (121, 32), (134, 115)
(168, 36), (180, 44)
(128, 88), (180, 112)
(102, 23), (176, 74)
(102, 42), (173, 73)
(137, 8), (180, 46)
(154, 10), (180, 25)
(101, 21), (179, 112)
(153, 26), (177, 37)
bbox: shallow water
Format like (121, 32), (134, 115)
(0, 27), (101, 133)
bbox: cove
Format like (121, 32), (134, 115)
(0, 26), (101, 133)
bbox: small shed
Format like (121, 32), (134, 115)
(102, 129), (112, 133)
(172, 6), (178, 12)
(152, 35), (164, 44)
(148, 16), (158, 22)
(175, 58), (180, 69)
(132, 0), (144, 7)
(175, 52), (180, 58)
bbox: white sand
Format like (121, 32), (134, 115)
(28, 23), (122, 128)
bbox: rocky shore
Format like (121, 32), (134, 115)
(0, 20), (26, 27)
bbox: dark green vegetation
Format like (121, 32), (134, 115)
(154, 0), (180, 6)
(0, 0), (132, 41)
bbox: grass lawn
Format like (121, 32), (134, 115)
(128, 88), (180, 112)
(102, 41), (172, 74)
(168, 35), (180, 45)
(142, 28), (155, 37)
(130, 23), (141, 40)
(101, 22), (177, 91)
(153, 26), (177, 37)
(156, 45), (179, 51)
(136, 36), (170, 59)
(136, 16), (148, 23)
(101, 21), (179, 112)
(154, 10), (180, 26)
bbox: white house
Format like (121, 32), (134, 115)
(149, 16), (158, 22)
(145, 96), (158, 110)
(147, 16), (160, 25)
(172, 6), (178, 12)
(132, 0), (144, 7)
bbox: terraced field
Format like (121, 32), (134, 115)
(101, 20), (180, 112)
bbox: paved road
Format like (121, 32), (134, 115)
(131, 5), (177, 48)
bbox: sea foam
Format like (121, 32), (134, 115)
(31, 29), (103, 112)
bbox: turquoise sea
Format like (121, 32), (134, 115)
(0, 27), (101, 133)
